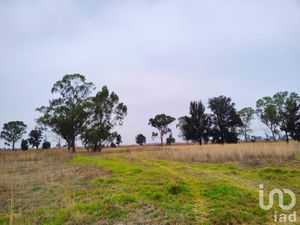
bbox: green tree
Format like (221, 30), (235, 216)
(177, 116), (193, 143)
(238, 107), (255, 142)
(136, 134), (146, 145)
(81, 86), (127, 152)
(209, 96), (242, 144)
(42, 141), (51, 149)
(37, 74), (95, 152)
(178, 101), (210, 145)
(256, 96), (280, 141)
(149, 114), (175, 145)
(21, 139), (29, 151)
(166, 134), (176, 145)
(116, 134), (122, 146)
(28, 128), (43, 149)
(0, 121), (27, 150)
(274, 91), (300, 142)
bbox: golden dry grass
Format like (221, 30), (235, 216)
(0, 142), (299, 224)
(124, 142), (300, 166)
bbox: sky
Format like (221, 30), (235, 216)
(0, 0), (300, 147)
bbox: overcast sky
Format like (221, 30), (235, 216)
(1, 0), (300, 147)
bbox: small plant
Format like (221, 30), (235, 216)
(165, 181), (188, 195)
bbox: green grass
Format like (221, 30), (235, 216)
(1, 151), (300, 224)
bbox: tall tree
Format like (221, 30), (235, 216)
(274, 92), (300, 142)
(0, 121), (27, 150)
(177, 116), (194, 143)
(256, 96), (280, 141)
(238, 107), (255, 142)
(136, 134), (146, 146)
(28, 128), (43, 149)
(178, 101), (210, 145)
(149, 114), (175, 145)
(208, 96), (242, 144)
(81, 86), (127, 152)
(37, 74), (95, 152)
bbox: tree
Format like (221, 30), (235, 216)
(149, 114), (175, 145)
(294, 121), (300, 142)
(208, 96), (242, 144)
(106, 132), (122, 148)
(136, 134), (146, 145)
(177, 101), (210, 145)
(177, 116), (193, 143)
(116, 134), (122, 146)
(42, 141), (51, 149)
(81, 86), (127, 152)
(238, 107), (255, 142)
(21, 139), (29, 151)
(273, 92), (300, 143)
(166, 134), (176, 145)
(0, 121), (27, 150)
(37, 74), (95, 152)
(256, 96), (280, 141)
(28, 128), (43, 149)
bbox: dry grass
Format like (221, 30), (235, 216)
(0, 143), (299, 224)
(0, 150), (76, 224)
(0, 149), (73, 163)
(126, 142), (300, 166)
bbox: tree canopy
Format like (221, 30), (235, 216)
(209, 96), (242, 144)
(273, 92), (300, 142)
(178, 101), (210, 145)
(81, 86), (127, 152)
(238, 107), (255, 142)
(28, 128), (43, 149)
(136, 134), (146, 146)
(37, 74), (95, 152)
(149, 114), (175, 145)
(0, 121), (27, 150)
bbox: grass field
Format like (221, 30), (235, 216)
(0, 142), (300, 225)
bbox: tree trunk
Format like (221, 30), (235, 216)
(160, 133), (163, 146)
(70, 138), (76, 153)
(272, 131), (276, 142)
(285, 131), (289, 143)
(12, 141), (15, 150)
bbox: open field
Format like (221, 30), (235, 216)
(0, 143), (300, 225)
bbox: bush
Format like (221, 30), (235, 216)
(42, 141), (51, 149)
(21, 139), (29, 150)
(165, 181), (188, 195)
(166, 134), (175, 145)
(136, 134), (146, 145)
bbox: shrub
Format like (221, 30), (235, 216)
(21, 139), (29, 150)
(166, 134), (175, 145)
(42, 141), (51, 149)
(135, 134), (146, 145)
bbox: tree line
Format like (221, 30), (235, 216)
(1, 74), (300, 151)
